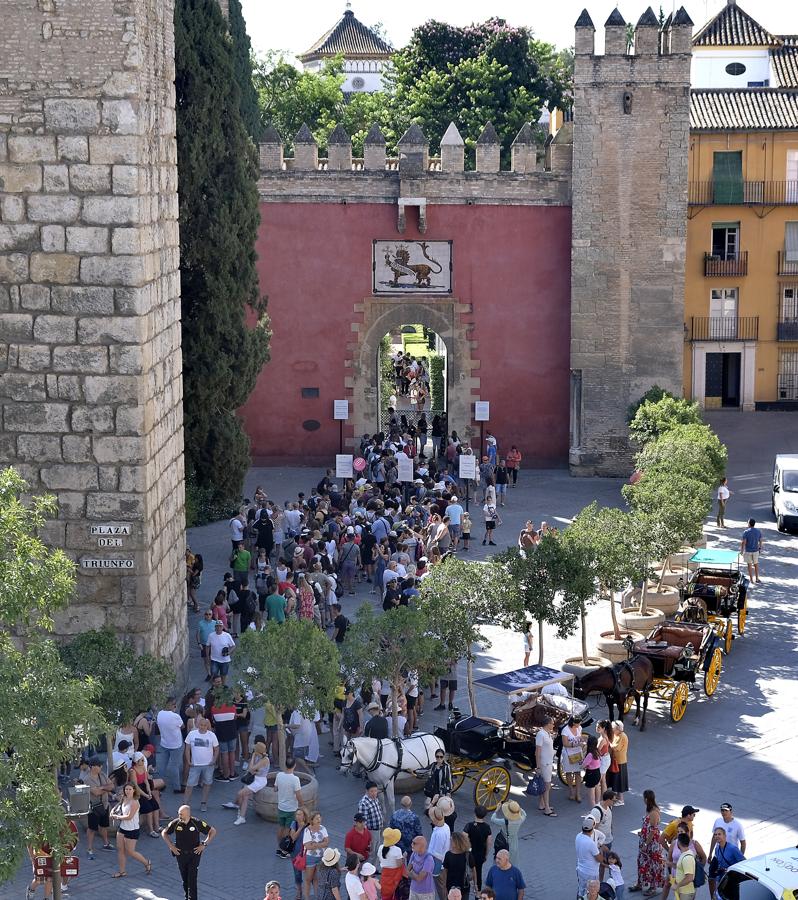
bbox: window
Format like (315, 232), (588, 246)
(711, 223), (739, 260)
(778, 351), (798, 400)
(746, 80), (769, 87)
(788, 150), (798, 203)
(301, 387), (320, 398)
(725, 62), (746, 76)
(712, 151), (743, 203)
(709, 288), (738, 338)
(783, 286), (798, 321)
(786, 222), (798, 263)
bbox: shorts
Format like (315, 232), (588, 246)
(87, 807), (110, 831)
(485, 521), (496, 531)
(186, 764), (215, 787)
(265, 724), (278, 735)
(462, 532), (470, 540)
(743, 551), (759, 564)
(259, 594), (268, 612)
(200, 645), (209, 659)
(305, 855), (321, 868)
(119, 827), (140, 841)
(237, 722), (250, 733)
(406, 694), (417, 709)
(217, 738), (237, 753)
(211, 660), (230, 677)
(441, 679), (458, 691)
(293, 746), (308, 759)
(539, 765), (553, 784)
(448, 524), (461, 539)
(496, 484), (507, 494)
(279, 809), (297, 828)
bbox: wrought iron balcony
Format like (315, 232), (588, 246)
(704, 252), (748, 277)
(689, 181), (798, 205)
(690, 316), (759, 341)
(777, 321), (798, 341)
(778, 251), (798, 276)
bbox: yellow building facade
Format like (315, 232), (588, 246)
(684, 1), (798, 409)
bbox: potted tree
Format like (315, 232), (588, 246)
(236, 620), (340, 821)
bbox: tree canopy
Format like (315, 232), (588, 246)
(228, 0), (262, 141)
(628, 394), (703, 447)
(175, 0), (270, 507)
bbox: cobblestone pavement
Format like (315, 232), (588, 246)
(5, 412), (798, 900)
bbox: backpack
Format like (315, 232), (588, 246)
(243, 590), (258, 614)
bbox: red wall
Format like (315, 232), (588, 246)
(240, 202), (572, 467)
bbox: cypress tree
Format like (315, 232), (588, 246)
(175, 0), (270, 507)
(228, 0), (262, 141)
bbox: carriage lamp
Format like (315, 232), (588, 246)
(683, 643), (695, 659)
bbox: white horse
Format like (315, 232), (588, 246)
(339, 733), (445, 813)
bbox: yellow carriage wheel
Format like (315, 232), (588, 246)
(474, 765), (511, 811)
(704, 647), (722, 696)
(670, 682), (689, 722)
(450, 767), (466, 794)
(723, 620), (733, 655)
(737, 604), (747, 635)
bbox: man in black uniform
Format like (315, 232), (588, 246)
(161, 804), (216, 900)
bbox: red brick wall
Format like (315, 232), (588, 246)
(240, 201), (572, 467)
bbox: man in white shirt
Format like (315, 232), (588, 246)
(229, 513), (245, 550)
(275, 758), (304, 855)
(206, 621), (235, 684)
(575, 816), (607, 899)
(710, 803), (746, 854)
(112, 739), (134, 775)
(345, 855), (367, 900)
(284, 503), (302, 537)
(716, 478), (731, 528)
(157, 696), (186, 792)
(533, 716), (556, 815)
(383, 561), (401, 591)
(288, 710), (320, 768)
(184, 717), (219, 810)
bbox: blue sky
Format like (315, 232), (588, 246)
(240, 0), (798, 64)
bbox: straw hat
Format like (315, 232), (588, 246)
(361, 863), (377, 877)
(435, 795), (455, 817)
(382, 828), (402, 848)
(501, 800), (523, 821)
(322, 848), (341, 867)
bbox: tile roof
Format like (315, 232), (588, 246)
(690, 89), (798, 130)
(772, 38), (798, 89)
(692, 1), (780, 47)
(299, 10), (392, 62)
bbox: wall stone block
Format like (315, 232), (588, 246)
(17, 434), (63, 462)
(51, 285), (114, 314)
(0, 313), (34, 340)
(0, 254), (30, 283)
(30, 253), (80, 284)
(88, 135), (138, 165)
(1, 196), (26, 222)
(27, 194), (81, 223)
(44, 99), (101, 133)
(4, 401), (70, 432)
(66, 226), (109, 254)
(0, 164), (43, 193)
(78, 316), (140, 345)
(83, 374), (139, 404)
(0, 373), (47, 401)
(8, 135), (57, 163)
(41, 225), (66, 252)
(82, 195), (140, 225)
(18, 345), (52, 370)
(41, 464), (99, 491)
(44, 165), (70, 193)
(70, 404), (114, 433)
(52, 345), (108, 373)
(57, 136), (89, 163)
(0, 224), (39, 251)
(69, 164), (112, 193)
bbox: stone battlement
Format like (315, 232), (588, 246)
(257, 121), (573, 206)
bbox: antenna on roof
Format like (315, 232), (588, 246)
(345, 1), (352, 9)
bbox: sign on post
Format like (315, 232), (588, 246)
(474, 401), (490, 422)
(396, 453), (414, 483)
(459, 454), (477, 480)
(336, 454), (354, 479)
(333, 400), (349, 420)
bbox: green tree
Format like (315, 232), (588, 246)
(59, 628), (175, 771)
(418, 557), (518, 715)
(495, 534), (580, 665)
(0, 469), (107, 890)
(227, 0), (262, 141)
(629, 395), (703, 447)
(236, 620), (340, 767)
(626, 385), (677, 423)
(342, 604), (440, 736)
(175, 0), (270, 506)
(559, 528), (601, 665)
(635, 423), (727, 486)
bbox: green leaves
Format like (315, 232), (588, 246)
(236, 620), (341, 720)
(59, 628), (175, 727)
(628, 394), (703, 446)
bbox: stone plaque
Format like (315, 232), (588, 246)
(80, 558), (135, 571)
(89, 524), (133, 536)
(373, 241), (452, 294)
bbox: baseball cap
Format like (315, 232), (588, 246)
(720, 803), (733, 812)
(582, 816), (596, 830)
(681, 805), (700, 817)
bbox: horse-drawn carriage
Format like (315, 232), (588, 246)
(631, 620), (723, 721)
(676, 549), (749, 653)
(434, 665), (593, 808)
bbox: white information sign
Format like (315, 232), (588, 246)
(80, 558), (135, 571)
(459, 454), (477, 480)
(333, 400), (349, 420)
(89, 523), (133, 536)
(396, 453), (414, 483)
(474, 401), (490, 422)
(97, 538), (124, 548)
(336, 454), (354, 479)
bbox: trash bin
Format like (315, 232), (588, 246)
(68, 783), (90, 815)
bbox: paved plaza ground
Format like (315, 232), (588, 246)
(4, 412), (798, 900)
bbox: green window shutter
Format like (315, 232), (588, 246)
(713, 152), (743, 204)
(785, 222), (798, 262)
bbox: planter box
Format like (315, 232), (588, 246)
(667, 547), (697, 571)
(561, 656), (611, 678)
(254, 771), (319, 822)
(628, 584), (680, 615)
(595, 631), (644, 663)
(618, 607), (665, 634)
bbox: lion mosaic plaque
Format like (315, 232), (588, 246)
(373, 240), (452, 294)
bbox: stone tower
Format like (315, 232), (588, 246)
(0, 1), (186, 666)
(569, 6), (693, 475)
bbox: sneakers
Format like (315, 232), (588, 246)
(26, 888), (34, 900)
(101, 843), (115, 851)
(213, 773), (227, 781)
(87, 850), (95, 860)
(433, 704), (446, 711)
(200, 802), (207, 812)
(233, 815), (246, 826)
(222, 801), (239, 809)
(149, 830), (160, 838)
(277, 849), (289, 858)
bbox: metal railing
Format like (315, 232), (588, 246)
(777, 321), (798, 341)
(690, 316), (759, 341)
(778, 252), (798, 276)
(689, 181), (798, 205)
(704, 252), (748, 276)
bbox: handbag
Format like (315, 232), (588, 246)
(394, 876), (411, 900)
(293, 848), (307, 872)
(567, 749), (584, 766)
(494, 827), (509, 855)
(525, 773), (545, 796)
(693, 859), (707, 889)
(240, 771), (255, 785)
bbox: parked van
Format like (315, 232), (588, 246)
(718, 846), (798, 899)
(772, 454), (798, 532)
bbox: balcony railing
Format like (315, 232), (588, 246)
(690, 316), (759, 341)
(778, 321), (798, 341)
(778, 251), (798, 276)
(704, 252), (748, 276)
(689, 181), (798, 205)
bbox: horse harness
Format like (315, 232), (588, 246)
(344, 735), (438, 788)
(612, 660), (636, 696)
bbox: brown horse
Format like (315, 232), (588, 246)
(573, 653), (654, 731)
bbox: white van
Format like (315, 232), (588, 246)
(718, 846), (798, 899)
(772, 454), (798, 532)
